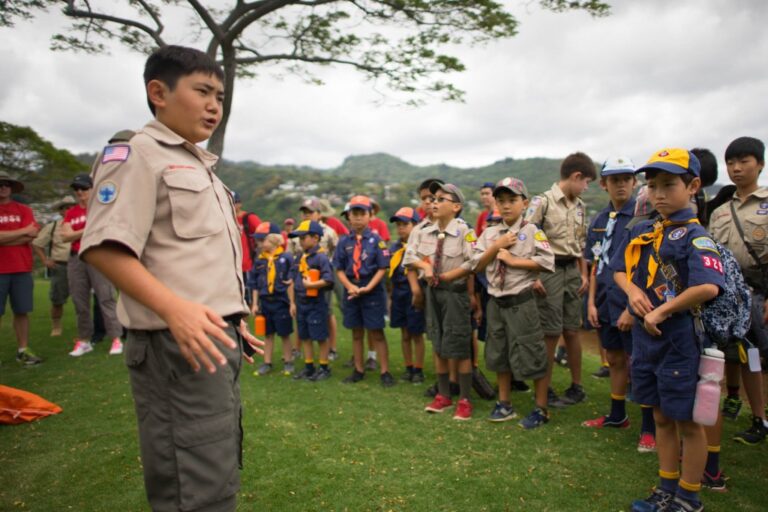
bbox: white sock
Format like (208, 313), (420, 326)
(368, 351), (377, 360)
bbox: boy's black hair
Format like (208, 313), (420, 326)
(418, 178), (444, 193)
(691, 148), (718, 188)
(560, 152), (597, 180)
(645, 169), (697, 186)
(725, 136), (765, 164)
(144, 45), (225, 115)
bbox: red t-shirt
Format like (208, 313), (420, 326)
(475, 210), (490, 236)
(368, 217), (391, 242)
(237, 211), (261, 272)
(324, 216), (349, 236)
(0, 201), (37, 273)
(63, 204), (88, 254)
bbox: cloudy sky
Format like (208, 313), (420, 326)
(1, 0), (766, 183)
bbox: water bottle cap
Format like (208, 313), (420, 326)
(703, 347), (724, 359)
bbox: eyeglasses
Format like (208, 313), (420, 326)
(0, 181), (12, 188)
(434, 196), (457, 204)
(72, 186), (90, 192)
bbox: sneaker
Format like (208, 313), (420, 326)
(701, 470), (728, 492)
(453, 398), (473, 421)
(562, 383), (587, 404)
(581, 415), (630, 429)
(328, 349), (338, 362)
(293, 367), (315, 380)
(400, 370), (413, 382)
(733, 415), (768, 445)
(256, 363), (273, 376)
(637, 432), (657, 453)
(16, 349), (42, 366)
(69, 340), (93, 357)
(411, 372), (425, 384)
(343, 356), (355, 368)
(342, 370), (365, 384)
(291, 349), (301, 362)
(519, 407), (550, 430)
(424, 383), (438, 397)
(380, 372), (396, 387)
(425, 394), (453, 413)
(665, 496), (704, 512)
(488, 401), (517, 422)
(630, 488), (674, 512)
(309, 367), (332, 381)
(554, 346), (568, 367)
(592, 365), (610, 378)
(365, 357), (378, 371)
(283, 362), (295, 376)
(109, 338), (124, 355)
(511, 380), (531, 393)
(722, 396), (742, 420)
(547, 388), (569, 409)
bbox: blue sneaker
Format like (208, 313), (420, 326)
(631, 488), (674, 512)
(665, 496), (704, 512)
(488, 402), (517, 422)
(519, 407), (549, 430)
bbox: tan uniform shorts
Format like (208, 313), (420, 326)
(485, 292), (547, 379)
(536, 261), (583, 336)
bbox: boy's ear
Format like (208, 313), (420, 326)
(146, 79), (169, 111)
(522, 198), (530, 208)
(599, 177), (609, 191)
(688, 176), (702, 194)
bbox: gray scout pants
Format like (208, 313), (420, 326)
(124, 323), (244, 512)
(67, 253), (123, 340)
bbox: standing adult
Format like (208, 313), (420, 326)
(32, 196), (76, 336)
(232, 191), (261, 307)
(475, 182), (496, 236)
(0, 172), (42, 365)
(61, 173), (124, 356)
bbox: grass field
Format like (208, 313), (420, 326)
(1, 280), (765, 511)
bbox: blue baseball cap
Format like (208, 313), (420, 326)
(253, 221), (281, 240)
(389, 207), (420, 224)
(636, 148), (701, 177)
(289, 220), (324, 238)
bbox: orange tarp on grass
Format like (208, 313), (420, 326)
(0, 385), (62, 425)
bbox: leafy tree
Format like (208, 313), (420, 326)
(2, 1), (609, 157)
(0, 120), (88, 202)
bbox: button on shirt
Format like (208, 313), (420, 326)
(468, 217), (555, 297)
(524, 182), (587, 258)
(333, 228), (390, 284)
(710, 187), (768, 290)
(292, 247), (333, 299)
(403, 218), (475, 282)
(79, 120), (248, 330)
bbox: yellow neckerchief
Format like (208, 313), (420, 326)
(625, 218), (700, 288)
(298, 247), (325, 278)
(258, 246), (284, 294)
(388, 241), (407, 278)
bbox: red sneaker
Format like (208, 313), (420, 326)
(453, 398), (473, 421)
(637, 432), (657, 453)
(425, 394), (453, 413)
(581, 415), (630, 429)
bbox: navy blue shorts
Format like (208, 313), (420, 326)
(390, 286), (425, 335)
(0, 272), (34, 315)
(297, 299), (329, 342)
(598, 324), (633, 354)
(342, 284), (386, 330)
(631, 332), (698, 421)
(260, 298), (293, 337)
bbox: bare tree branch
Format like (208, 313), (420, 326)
(62, 0), (166, 47)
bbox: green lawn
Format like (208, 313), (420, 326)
(1, 280), (765, 511)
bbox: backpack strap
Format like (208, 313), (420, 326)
(729, 200), (768, 293)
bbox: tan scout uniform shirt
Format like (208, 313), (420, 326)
(79, 120), (248, 330)
(33, 219), (71, 262)
(710, 187), (768, 288)
(468, 217), (555, 297)
(403, 217), (474, 283)
(288, 221), (338, 257)
(524, 182), (586, 258)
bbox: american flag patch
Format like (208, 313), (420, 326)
(102, 145), (131, 164)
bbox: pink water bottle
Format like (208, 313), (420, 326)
(692, 348), (724, 426)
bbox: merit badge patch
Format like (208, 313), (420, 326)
(654, 283), (669, 301)
(753, 227), (766, 241)
(534, 230), (548, 242)
(692, 236), (719, 254)
(668, 227), (687, 240)
(102, 144), (130, 164)
(97, 182), (118, 204)
(701, 255), (724, 274)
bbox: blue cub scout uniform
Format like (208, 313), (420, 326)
(333, 228), (390, 329)
(585, 198), (636, 353)
(389, 239), (426, 335)
(248, 251), (293, 336)
(292, 247), (333, 341)
(609, 208), (725, 420)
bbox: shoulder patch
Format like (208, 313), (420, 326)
(534, 230), (548, 242)
(97, 182), (118, 204)
(102, 144), (131, 164)
(464, 231), (477, 243)
(692, 236), (719, 253)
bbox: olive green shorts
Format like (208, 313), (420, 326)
(125, 324), (243, 512)
(425, 284), (472, 360)
(536, 263), (583, 336)
(48, 262), (69, 306)
(485, 294), (547, 379)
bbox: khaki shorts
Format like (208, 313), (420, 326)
(48, 262), (69, 306)
(125, 324), (243, 512)
(425, 284), (472, 359)
(485, 294), (547, 379)
(537, 262), (582, 336)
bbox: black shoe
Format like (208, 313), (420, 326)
(511, 380), (531, 393)
(411, 372), (425, 384)
(554, 346), (568, 367)
(562, 383), (586, 404)
(309, 367), (332, 382)
(400, 370), (413, 382)
(293, 368), (315, 381)
(424, 383), (438, 397)
(733, 415), (768, 445)
(380, 372), (396, 387)
(342, 370), (365, 384)
(591, 366), (610, 379)
(547, 387), (570, 409)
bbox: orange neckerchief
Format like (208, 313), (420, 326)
(625, 218), (700, 288)
(258, 246), (284, 294)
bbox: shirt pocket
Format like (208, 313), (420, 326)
(743, 212), (768, 263)
(544, 208), (566, 239)
(163, 171), (225, 239)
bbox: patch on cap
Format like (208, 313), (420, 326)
(637, 148), (701, 177)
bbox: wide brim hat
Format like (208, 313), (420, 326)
(0, 172), (24, 194)
(53, 196), (76, 210)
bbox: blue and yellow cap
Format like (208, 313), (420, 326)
(636, 148), (700, 177)
(289, 220), (323, 238)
